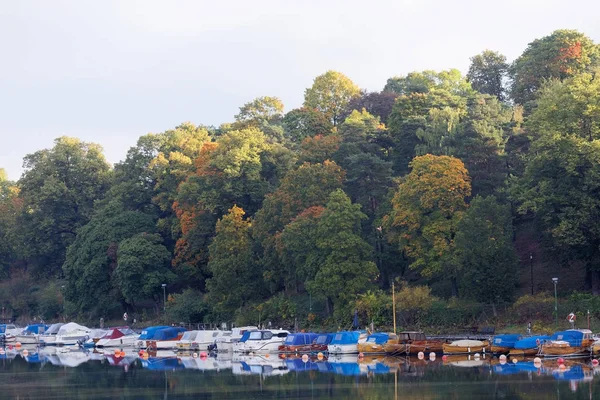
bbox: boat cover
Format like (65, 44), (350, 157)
(23, 324), (49, 334)
(315, 333), (334, 345)
(152, 327), (186, 341)
(283, 333), (318, 346)
(138, 326), (170, 340)
(44, 323), (64, 335)
(56, 323), (90, 336)
(492, 334), (522, 347)
(514, 335), (550, 349)
(448, 340), (485, 347)
(365, 333), (389, 345)
(549, 331), (585, 346)
(330, 331), (362, 345)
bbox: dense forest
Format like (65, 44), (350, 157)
(2, 29), (600, 329)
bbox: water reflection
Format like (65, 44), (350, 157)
(1, 345), (600, 398)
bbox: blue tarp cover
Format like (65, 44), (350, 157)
(514, 335), (550, 349)
(153, 327), (186, 341)
(366, 333), (389, 345)
(138, 326), (171, 340)
(142, 357), (184, 371)
(492, 334), (522, 347)
(24, 324), (49, 334)
(284, 333), (318, 346)
(315, 334), (334, 345)
(330, 331), (361, 345)
(549, 331), (585, 346)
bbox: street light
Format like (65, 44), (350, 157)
(552, 277), (558, 329)
(161, 284), (167, 312)
(529, 253), (534, 295)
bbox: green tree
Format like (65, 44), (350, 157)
(455, 196), (518, 302)
(308, 189), (378, 318)
(509, 29), (600, 105)
(17, 137), (111, 276)
(384, 69), (474, 97)
(385, 155), (471, 296)
(304, 70), (361, 126)
(114, 233), (175, 306)
(233, 96), (285, 141)
(62, 201), (157, 317)
(0, 173), (20, 278)
(467, 50), (509, 101)
(282, 107), (333, 143)
(206, 206), (262, 318)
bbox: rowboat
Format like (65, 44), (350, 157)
(407, 340), (445, 355)
(539, 329), (593, 357)
(383, 331), (427, 355)
(278, 333), (319, 353)
(442, 339), (489, 355)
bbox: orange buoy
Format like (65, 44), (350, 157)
(265, 353), (270, 358)
(512, 358), (518, 364)
(15, 342), (21, 349)
(317, 352), (324, 360)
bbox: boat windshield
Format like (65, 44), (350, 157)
(248, 331), (263, 340)
(181, 332), (196, 341)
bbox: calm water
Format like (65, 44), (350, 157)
(0, 347), (599, 399)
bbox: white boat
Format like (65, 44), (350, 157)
(137, 326), (186, 350)
(54, 323), (91, 346)
(211, 326), (258, 353)
(39, 323), (64, 346)
(95, 327), (139, 348)
(14, 324), (49, 345)
(233, 329), (290, 353)
(179, 353), (232, 371)
(328, 331), (368, 354)
(176, 330), (227, 351)
(1, 324), (21, 343)
(232, 354), (289, 376)
(80, 329), (109, 347)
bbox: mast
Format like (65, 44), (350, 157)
(392, 281), (396, 335)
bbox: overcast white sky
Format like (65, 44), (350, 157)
(1, 0), (599, 180)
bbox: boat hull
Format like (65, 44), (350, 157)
(328, 344), (359, 354)
(356, 343), (386, 354)
(96, 336), (139, 348)
(490, 345), (513, 355)
(407, 341), (444, 355)
(443, 342), (489, 355)
(235, 340), (285, 353)
(508, 348), (539, 357)
(383, 343), (407, 355)
(540, 345), (591, 357)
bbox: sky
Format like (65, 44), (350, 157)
(1, 0), (599, 180)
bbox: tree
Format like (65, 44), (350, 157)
(282, 107), (333, 143)
(16, 137), (111, 276)
(384, 69), (473, 97)
(304, 70), (361, 126)
(342, 91), (398, 124)
(206, 206), (262, 318)
(233, 96), (285, 141)
(385, 155), (471, 296)
(308, 189), (378, 318)
(467, 50), (509, 101)
(298, 134), (340, 164)
(455, 196), (518, 302)
(0, 172), (20, 278)
(509, 29), (600, 105)
(62, 201), (157, 317)
(114, 233), (174, 306)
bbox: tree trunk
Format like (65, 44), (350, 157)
(325, 297), (334, 316)
(451, 276), (459, 298)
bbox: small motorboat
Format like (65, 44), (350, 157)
(233, 329), (290, 353)
(209, 326), (258, 353)
(176, 330), (226, 352)
(508, 335), (550, 357)
(328, 331), (367, 355)
(278, 333), (319, 353)
(38, 323), (64, 346)
(357, 333), (392, 355)
(138, 327), (186, 350)
(15, 324), (49, 345)
(96, 327), (139, 348)
(443, 339), (489, 355)
(540, 329), (593, 357)
(490, 334), (522, 355)
(54, 323), (92, 346)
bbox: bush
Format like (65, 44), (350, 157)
(510, 293), (554, 324)
(166, 289), (208, 323)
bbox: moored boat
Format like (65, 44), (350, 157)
(176, 330), (226, 351)
(209, 326), (258, 353)
(508, 335), (549, 357)
(539, 329), (593, 357)
(96, 327), (139, 348)
(143, 327), (186, 350)
(328, 331), (367, 354)
(490, 334), (522, 355)
(54, 323), (92, 346)
(233, 329), (290, 353)
(383, 331), (428, 355)
(278, 332), (318, 353)
(443, 339), (489, 355)
(15, 324), (49, 345)
(357, 333), (393, 355)
(38, 323), (64, 346)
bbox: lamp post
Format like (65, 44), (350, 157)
(552, 277), (558, 329)
(161, 283), (167, 312)
(530, 253), (534, 295)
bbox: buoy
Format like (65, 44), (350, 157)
(192, 352), (198, 358)
(200, 351), (207, 358)
(512, 358), (518, 364)
(249, 352), (254, 356)
(265, 353), (269, 358)
(533, 357), (541, 364)
(358, 352), (364, 359)
(499, 354), (507, 361)
(429, 352), (436, 360)
(22, 349), (29, 357)
(558, 357), (565, 365)
(15, 342), (21, 349)
(441, 355), (447, 361)
(417, 351), (424, 360)
(317, 352), (324, 360)
(138, 350), (144, 356)
(474, 353), (480, 360)
(142, 352), (149, 360)
(559, 363), (566, 370)
(302, 354), (309, 363)
(593, 359), (599, 366)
